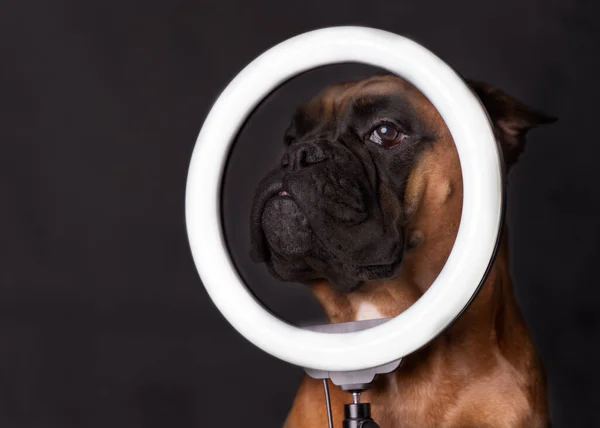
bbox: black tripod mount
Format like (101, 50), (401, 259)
(342, 389), (380, 428)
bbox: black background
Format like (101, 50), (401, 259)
(1, 1), (599, 427)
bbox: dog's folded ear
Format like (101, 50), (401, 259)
(467, 80), (558, 167)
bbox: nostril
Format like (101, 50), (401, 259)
(298, 149), (308, 166)
(300, 148), (318, 166)
(283, 141), (328, 171)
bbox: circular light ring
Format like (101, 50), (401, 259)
(186, 26), (503, 372)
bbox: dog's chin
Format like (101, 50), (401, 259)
(258, 195), (404, 293)
(261, 196), (313, 258)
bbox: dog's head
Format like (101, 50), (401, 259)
(250, 75), (556, 293)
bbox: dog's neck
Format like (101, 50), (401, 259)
(310, 235), (522, 348)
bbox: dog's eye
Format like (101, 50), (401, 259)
(368, 123), (406, 148)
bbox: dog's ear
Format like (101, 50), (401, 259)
(467, 80), (557, 167)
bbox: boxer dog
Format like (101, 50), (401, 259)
(250, 74), (556, 427)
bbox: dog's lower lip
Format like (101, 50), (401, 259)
(279, 190), (290, 197)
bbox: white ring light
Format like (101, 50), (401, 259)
(186, 26), (503, 372)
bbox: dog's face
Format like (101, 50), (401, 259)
(251, 75), (555, 293)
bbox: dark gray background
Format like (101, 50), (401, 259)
(1, 0), (599, 427)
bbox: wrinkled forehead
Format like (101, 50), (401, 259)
(294, 74), (445, 132)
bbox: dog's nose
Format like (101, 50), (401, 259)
(281, 141), (328, 171)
